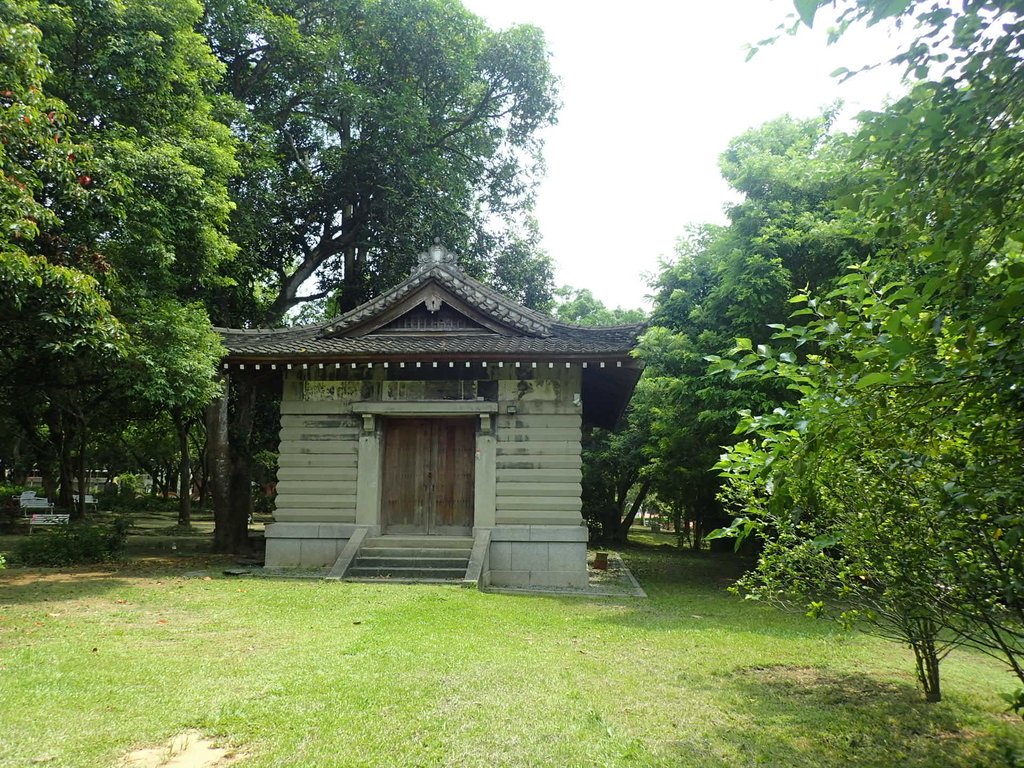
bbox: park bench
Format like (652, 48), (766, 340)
(29, 512), (70, 530)
(20, 495), (55, 515)
(73, 494), (99, 511)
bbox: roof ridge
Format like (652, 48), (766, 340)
(318, 260), (555, 339)
(215, 324), (327, 335)
(551, 320), (648, 331)
(432, 264), (554, 329)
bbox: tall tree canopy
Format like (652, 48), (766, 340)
(638, 114), (875, 546)
(712, 0), (1024, 704)
(1, 0), (232, 514)
(25, 0), (239, 299)
(204, 0), (560, 324)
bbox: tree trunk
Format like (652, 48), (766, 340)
(75, 415), (88, 519)
(225, 376), (256, 554)
(194, 428), (208, 512)
(338, 242), (360, 312)
(336, 203), (358, 313)
(612, 479), (651, 544)
(41, 463), (57, 501)
(197, 446), (209, 508)
(175, 411), (192, 527)
(163, 466), (176, 499)
(49, 410), (75, 515)
(11, 435), (27, 485)
(207, 384), (233, 550)
(910, 619), (943, 703)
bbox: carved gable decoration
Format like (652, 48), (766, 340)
(375, 302), (492, 335)
(317, 242), (555, 340)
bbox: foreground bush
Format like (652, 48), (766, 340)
(15, 518), (129, 566)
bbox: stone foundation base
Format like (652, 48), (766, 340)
(264, 522), (371, 568)
(483, 525), (589, 589)
(265, 521), (589, 589)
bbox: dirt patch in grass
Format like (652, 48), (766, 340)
(0, 558), (231, 585)
(740, 664), (906, 700)
(1, 567), (118, 587)
(120, 730), (244, 768)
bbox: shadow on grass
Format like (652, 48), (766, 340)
(619, 545), (754, 588)
(0, 571), (138, 605)
(581, 546), (834, 641)
(696, 665), (1024, 768)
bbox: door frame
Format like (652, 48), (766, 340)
(352, 401), (497, 534)
(380, 416), (476, 535)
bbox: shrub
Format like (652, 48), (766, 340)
(253, 492), (276, 517)
(0, 483), (27, 517)
(104, 495), (183, 517)
(15, 517), (130, 566)
(114, 473), (144, 498)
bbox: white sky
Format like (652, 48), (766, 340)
(461, 0), (909, 311)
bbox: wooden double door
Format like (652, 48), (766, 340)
(380, 417), (475, 535)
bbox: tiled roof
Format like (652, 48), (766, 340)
(218, 324), (641, 360)
(217, 244), (643, 361)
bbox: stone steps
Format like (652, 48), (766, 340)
(355, 556), (469, 569)
(360, 547), (471, 559)
(346, 535), (473, 582)
(347, 567), (468, 580)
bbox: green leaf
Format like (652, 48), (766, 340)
(810, 534), (841, 549)
(855, 372), (890, 389)
(793, 0), (819, 27)
(704, 527), (735, 541)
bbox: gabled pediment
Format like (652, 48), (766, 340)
(320, 278), (538, 338)
(318, 247), (556, 340)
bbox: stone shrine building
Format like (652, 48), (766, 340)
(218, 241), (642, 588)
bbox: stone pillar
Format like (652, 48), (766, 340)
(355, 412), (381, 529)
(474, 413), (496, 529)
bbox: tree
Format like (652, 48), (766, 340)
(198, 0), (562, 551)
(639, 115), (874, 547)
(1, 6), (129, 514)
(554, 287), (646, 327)
(203, 0), (559, 325)
(0, 8), (84, 250)
(0, 254), (128, 515)
(710, 0), (1024, 705)
(581, 379), (654, 545)
(29, 0), (239, 302)
(813, 0), (1024, 703)
(2, 0), (237, 523)
(126, 301), (224, 526)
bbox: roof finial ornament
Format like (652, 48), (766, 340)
(417, 238), (457, 270)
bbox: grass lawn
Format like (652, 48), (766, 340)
(0, 538), (1021, 767)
